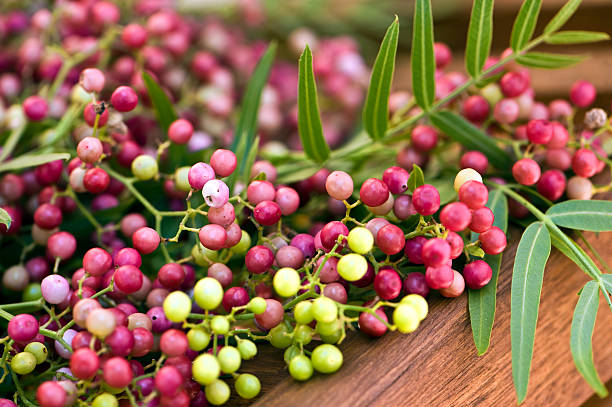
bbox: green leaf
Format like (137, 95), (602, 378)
(570, 281), (609, 397)
(275, 161), (320, 184)
(511, 221), (551, 404)
(362, 16), (399, 140)
(142, 72), (177, 133)
(544, 0), (582, 34)
(602, 274), (612, 295)
(430, 178), (456, 205)
(469, 189), (508, 355)
(230, 43), (277, 187)
(465, 0), (495, 77)
(429, 110), (512, 169)
(0, 207), (11, 229)
(411, 0), (435, 109)
(516, 52), (584, 69)
(0, 153), (70, 173)
(298, 45), (331, 163)
(546, 200), (612, 231)
(511, 0), (542, 51)
(546, 30), (609, 44)
(406, 164), (424, 192)
(0, 124), (26, 162)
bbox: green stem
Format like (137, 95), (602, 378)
(0, 124), (27, 162)
(0, 299), (43, 311)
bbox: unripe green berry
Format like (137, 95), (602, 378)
(294, 301), (314, 325)
(284, 345), (301, 364)
(235, 373), (261, 399)
(92, 393), (118, 407)
(400, 294), (428, 321)
(217, 346), (241, 373)
(237, 339), (257, 360)
(210, 315), (230, 335)
(131, 155), (158, 181)
(393, 304), (420, 333)
(233, 231), (251, 254)
(187, 327), (211, 351)
(247, 297), (267, 314)
(191, 244), (218, 266)
(174, 166), (191, 191)
(24, 342), (47, 364)
(311, 297), (337, 323)
(316, 319), (342, 337)
(289, 354), (314, 381)
(11, 352), (36, 375)
(269, 324), (292, 349)
(273, 267), (301, 297)
(193, 353), (220, 385)
(194, 277), (223, 310)
(163, 291), (192, 322)
(205, 379), (230, 405)
(293, 324), (313, 345)
(347, 227), (374, 254)
(311, 344), (343, 374)
(337, 253), (368, 281)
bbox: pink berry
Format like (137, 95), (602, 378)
(168, 119), (193, 145)
(458, 180), (489, 210)
(570, 80), (596, 107)
(572, 148), (598, 178)
(360, 178), (389, 207)
(500, 71), (530, 98)
(253, 200), (282, 226)
(463, 260), (493, 289)
(411, 125), (438, 152)
(546, 122), (569, 149)
(479, 226), (507, 255)
(440, 202), (471, 231)
(199, 224), (227, 250)
(537, 169), (566, 201)
(421, 238), (451, 267)
(122, 23), (148, 48)
(202, 179), (229, 208)
(446, 231), (464, 259)
(425, 265), (453, 290)
(412, 184), (440, 216)
(132, 227), (160, 254)
(469, 207), (494, 233)
(439, 270), (465, 297)
(47, 231), (77, 260)
(512, 158), (541, 186)
(111, 86), (138, 112)
(23, 95), (48, 121)
(188, 162), (215, 190)
(376, 224), (405, 255)
(325, 171), (354, 201)
(462, 95), (490, 123)
(41, 275), (70, 304)
(247, 180), (276, 205)
(79, 68), (105, 93)
(494, 98), (519, 124)
(77, 137), (103, 164)
(36, 381), (66, 407)
(460, 151), (488, 174)
(115, 265), (144, 294)
(275, 187), (300, 215)
(8, 313), (38, 342)
(382, 166), (410, 194)
(526, 119), (553, 145)
(373, 267), (402, 300)
(210, 149), (237, 177)
(433, 42), (452, 68)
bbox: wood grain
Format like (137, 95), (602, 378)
(230, 228), (612, 406)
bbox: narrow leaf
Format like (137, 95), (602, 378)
(411, 0), (435, 109)
(0, 153), (70, 173)
(0, 124), (26, 162)
(363, 16), (399, 140)
(510, 0), (543, 51)
(546, 200), (612, 231)
(469, 189), (508, 355)
(511, 221), (551, 404)
(465, 0), (495, 77)
(0, 207), (11, 229)
(298, 45), (330, 163)
(570, 281), (609, 397)
(243, 136), (260, 185)
(231, 43), (277, 185)
(517, 52), (584, 69)
(406, 164), (424, 192)
(429, 110), (512, 169)
(142, 72), (177, 132)
(546, 30), (609, 44)
(544, 0), (582, 34)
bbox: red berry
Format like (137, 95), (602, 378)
(439, 202), (471, 231)
(421, 238), (451, 267)
(83, 102), (109, 127)
(572, 148), (598, 178)
(47, 231), (77, 260)
(8, 314), (38, 342)
(382, 166), (410, 195)
(403, 272), (430, 297)
(479, 226), (507, 255)
(23, 95), (48, 121)
(469, 207), (495, 233)
(70, 348), (99, 379)
(122, 23), (148, 48)
(434, 42), (452, 68)
(115, 265), (144, 294)
(253, 200), (282, 226)
(460, 151), (488, 174)
(512, 158), (541, 186)
(376, 224), (405, 255)
(105, 325), (134, 357)
(83, 168), (110, 194)
(546, 122), (569, 149)
(526, 119), (553, 144)
(168, 118), (193, 144)
(210, 149), (237, 177)
(155, 366), (183, 397)
(373, 267), (402, 300)
(462, 95), (490, 123)
(132, 227), (160, 254)
(570, 80), (596, 108)
(358, 308), (388, 337)
(320, 221), (349, 251)
(458, 180), (489, 210)
(463, 260), (493, 289)
(537, 169), (566, 201)
(36, 381), (66, 407)
(111, 86), (138, 112)
(500, 71), (530, 98)
(34, 203), (62, 230)
(160, 329), (188, 357)
(245, 246), (274, 274)
(412, 184), (440, 216)
(103, 357), (133, 388)
(360, 178), (389, 207)
(411, 125), (438, 152)
(222, 286), (250, 312)
(446, 231), (464, 259)
(404, 236), (427, 264)
(425, 265), (453, 290)
(198, 224), (227, 251)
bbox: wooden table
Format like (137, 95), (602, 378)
(232, 228), (612, 406)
